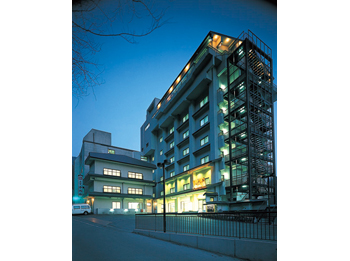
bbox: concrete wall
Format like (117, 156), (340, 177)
(134, 229), (277, 261)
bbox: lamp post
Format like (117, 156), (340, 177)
(157, 159), (169, 233)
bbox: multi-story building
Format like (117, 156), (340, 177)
(73, 129), (144, 203)
(83, 152), (156, 214)
(140, 30), (277, 213)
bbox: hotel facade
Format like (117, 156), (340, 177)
(140, 31), (277, 213)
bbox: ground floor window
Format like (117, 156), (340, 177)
(112, 202), (121, 209)
(128, 202), (140, 209)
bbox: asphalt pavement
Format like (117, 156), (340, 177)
(72, 214), (243, 261)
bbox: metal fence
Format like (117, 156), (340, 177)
(135, 211), (277, 241)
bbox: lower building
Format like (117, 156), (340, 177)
(83, 152), (156, 214)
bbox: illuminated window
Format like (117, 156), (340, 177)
(145, 123), (150, 131)
(128, 172), (143, 179)
(112, 202), (121, 209)
(103, 168), (121, 177)
(184, 183), (190, 190)
(108, 149), (115, 154)
(152, 156), (154, 161)
(210, 197), (214, 202)
(169, 156), (175, 163)
(169, 126), (174, 134)
(160, 150), (163, 156)
(201, 156), (209, 164)
(160, 137), (163, 142)
(141, 156), (147, 162)
(160, 191), (164, 196)
(170, 141), (174, 149)
(160, 176), (163, 181)
(200, 115), (208, 126)
(200, 96), (208, 108)
(103, 186), (121, 193)
(205, 178), (210, 185)
(183, 130), (189, 139)
(128, 188), (143, 195)
(183, 148), (189, 156)
(183, 114), (189, 123)
(128, 202), (140, 209)
(170, 188), (175, 193)
(170, 171), (175, 177)
(200, 136), (209, 146)
(183, 164), (189, 171)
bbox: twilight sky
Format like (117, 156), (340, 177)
(72, 0), (277, 156)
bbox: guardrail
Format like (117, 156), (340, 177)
(135, 211), (277, 241)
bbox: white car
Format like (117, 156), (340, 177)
(72, 204), (91, 215)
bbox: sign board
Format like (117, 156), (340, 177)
(78, 174), (83, 196)
(193, 177), (206, 190)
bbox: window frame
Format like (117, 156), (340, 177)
(200, 115), (208, 126)
(200, 155), (209, 164)
(183, 164), (189, 171)
(103, 185), (121, 194)
(182, 113), (189, 123)
(183, 147), (189, 156)
(200, 96), (208, 108)
(200, 136), (209, 146)
(127, 187), (143, 195)
(103, 168), (121, 177)
(183, 130), (189, 139)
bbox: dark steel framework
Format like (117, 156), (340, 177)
(225, 30), (276, 205)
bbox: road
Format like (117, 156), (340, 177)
(72, 215), (242, 261)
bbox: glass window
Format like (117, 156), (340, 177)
(200, 115), (208, 126)
(200, 136), (209, 146)
(170, 141), (174, 149)
(128, 188), (143, 194)
(128, 172), (136, 178)
(182, 114), (189, 123)
(183, 164), (189, 171)
(112, 202), (121, 209)
(169, 126), (174, 134)
(74, 206), (80, 209)
(152, 156), (154, 161)
(200, 156), (209, 164)
(108, 149), (115, 154)
(169, 156), (175, 163)
(103, 186), (121, 193)
(160, 150), (163, 155)
(141, 156), (147, 162)
(183, 130), (189, 139)
(183, 148), (189, 156)
(103, 168), (121, 177)
(184, 183), (190, 190)
(145, 123), (150, 131)
(200, 96), (208, 108)
(205, 177), (210, 185)
(128, 202), (140, 209)
(160, 137), (163, 142)
(170, 171), (175, 177)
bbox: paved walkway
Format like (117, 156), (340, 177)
(73, 214), (244, 260)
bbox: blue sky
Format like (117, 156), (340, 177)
(72, 0), (277, 156)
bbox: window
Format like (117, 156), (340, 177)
(182, 114), (189, 123)
(128, 172), (143, 179)
(103, 168), (121, 177)
(200, 115), (208, 126)
(170, 188), (175, 193)
(169, 126), (174, 134)
(108, 149), (115, 154)
(205, 177), (210, 185)
(152, 156), (154, 161)
(170, 141), (174, 149)
(160, 137), (163, 142)
(128, 188), (143, 195)
(128, 202), (140, 209)
(183, 164), (189, 171)
(210, 197), (214, 202)
(170, 171), (175, 177)
(160, 191), (164, 196)
(183, 147), (189, 156)
(145, 123), (150, 131)
(160, 150), (163, 155)
(112, 202), (121, 209)
(141, 156), (147, 162)
(201, 156), (209, 164)
(183, 130), (189, 139)
(200, 96), (208, 108)
(160, 176), (163, 181)
(184, 183), (190, 190)
(103, 186), (121, 193)
(200, 136), (209, 146)
(169, 156), (175, 164)
(81, 205), (90, 209)
(74, 206), (80, 209)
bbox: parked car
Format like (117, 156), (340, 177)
(72, 204), (91, 215)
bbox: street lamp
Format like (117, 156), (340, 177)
(157, 159), (169, 233)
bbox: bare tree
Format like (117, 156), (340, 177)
(72, 0), (167, 99)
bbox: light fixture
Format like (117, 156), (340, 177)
(169, 86), (173, 93)
(157, 102), (161, 109)
(225, 38), (230, 42)
(176, 75), (181, 83)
